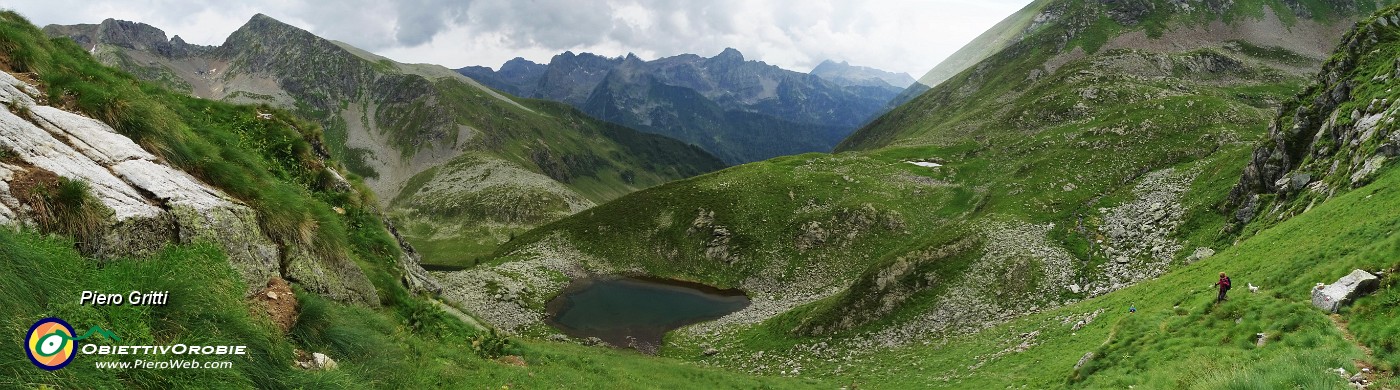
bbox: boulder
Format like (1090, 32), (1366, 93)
(1074, 352), (1094, 370)
(1312, 270), (1380, 313)
(27, 106), (156, 165)
(296, 351), (337, 371)
(0, 72), (40, 106)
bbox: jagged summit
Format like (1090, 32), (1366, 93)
(42, 18), (210, 58)
(221, 13), (322, 52)
(713, 47), (744, 62)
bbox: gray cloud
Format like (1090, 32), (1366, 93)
(4, 0), (1032, 77)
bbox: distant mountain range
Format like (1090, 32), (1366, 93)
(459, 50), (910, 164)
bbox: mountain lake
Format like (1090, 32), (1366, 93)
(545, 276), (749, 353)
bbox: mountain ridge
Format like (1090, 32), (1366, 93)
(457, 48), (904, 164)
(810, 59), (915, 89)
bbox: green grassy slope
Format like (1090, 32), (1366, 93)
(386, 92), (725, 267)
(840, 0), (1378, 152)
(840, 165), (1400, 389)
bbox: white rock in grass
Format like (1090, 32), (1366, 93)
(1312, 270), (1380, 313)
(26, 106), (155, 165)
(0, 72), (39, 106)
(112, 159), (229, 211)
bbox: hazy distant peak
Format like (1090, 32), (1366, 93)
(810, 59), (915, 88)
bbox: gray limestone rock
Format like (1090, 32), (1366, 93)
(1311, 269), (1380, 313)
(1, 70), (379, 305)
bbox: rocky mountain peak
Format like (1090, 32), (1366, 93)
(712, 47), (745, 63)
(620, 52), (646, 66)
(500, 57), (540, 71)
(42, 18), (210, 58)
(222, 13), (319, 52)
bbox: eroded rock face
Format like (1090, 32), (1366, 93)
(0, 70), (375, 305)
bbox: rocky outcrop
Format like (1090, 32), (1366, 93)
(0, 70), (376, 304)
(383, 216), (441, 294)
(1227, 9), (1400, 225)
(1311, 269), (1379, 313)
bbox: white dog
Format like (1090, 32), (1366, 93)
(1248, 283), (1259, 293)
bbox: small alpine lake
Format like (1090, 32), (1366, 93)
(545, 276), (749, 353)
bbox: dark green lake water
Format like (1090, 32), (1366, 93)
(545, 277), (749, 353)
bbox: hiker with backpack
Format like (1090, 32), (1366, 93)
(1216, 272), (1232, 302)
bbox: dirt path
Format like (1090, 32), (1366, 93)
(1328, 314), (1389, 387)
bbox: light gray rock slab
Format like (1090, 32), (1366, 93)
(112, 159), (228, 211)
(0, 109), (162, 220)
(26, 106), (155, 165)
(0, 71), (39, 107)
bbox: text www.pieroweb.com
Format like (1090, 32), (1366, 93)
(94, 359), (234, 369)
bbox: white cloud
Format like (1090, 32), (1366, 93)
(4, 0), (1032, 77)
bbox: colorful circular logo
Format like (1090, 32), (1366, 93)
(25, 318), (77, 371)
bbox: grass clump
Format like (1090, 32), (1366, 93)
(8, 169), (108, 250)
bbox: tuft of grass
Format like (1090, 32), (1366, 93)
(8, 169), (108, 250)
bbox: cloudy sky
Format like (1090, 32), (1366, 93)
(7, 0), (1032, 78)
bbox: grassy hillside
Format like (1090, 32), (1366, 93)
(833, 165), (1400, 389)
(841, 0), (1378, 152)
(385, 93), (725, 267)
